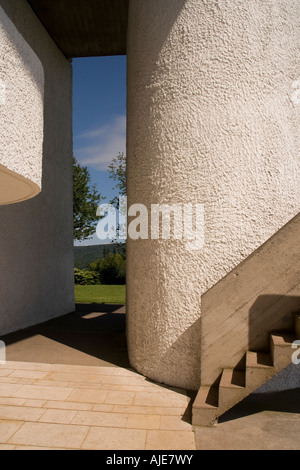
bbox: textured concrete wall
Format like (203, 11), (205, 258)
(0, 0), (74, 334)
(126, 0), (300, 390)
(0, 5), (44, 203)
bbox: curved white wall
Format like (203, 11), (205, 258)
(127, 0), (300, 390)
(0, 0), (74, 336)
(0, 5), (44, 204)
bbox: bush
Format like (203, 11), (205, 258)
(90, 253), (126, 285)
(74, 268), (100, 285)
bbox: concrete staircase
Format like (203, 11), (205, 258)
(192, 312), (300, 427)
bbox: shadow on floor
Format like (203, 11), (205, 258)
(0, 304), (196, 425)
(0, 304), (130, 369)
(219, 388), (300, 423)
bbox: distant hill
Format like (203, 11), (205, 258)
(74, 244), (119, 269)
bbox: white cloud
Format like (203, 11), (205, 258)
(74, 115), (126, 170)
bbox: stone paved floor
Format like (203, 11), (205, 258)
(0, 361), (196, 450)
(0, 306), (299, 450)
(0, 306), (196, 450)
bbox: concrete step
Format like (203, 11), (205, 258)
(218, 369), (248, 415)
(270, 333), (296, 371)
(193, 313), (300, 427)
(245, 351), (274, 389)
(192, 386), (219, 427)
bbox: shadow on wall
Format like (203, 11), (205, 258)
(129, 0), (187, 62)
(0, 0), (74, 334)
(248, 295), (300, 352)
(160, 317), (202, 391)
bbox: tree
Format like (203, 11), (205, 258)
(108, 152), (126, 207)
(107, 152), (127, 255)
(73, 157), (101, 241)
(90, 253), (126, 285)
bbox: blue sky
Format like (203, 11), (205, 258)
(72, 56), (127, 245)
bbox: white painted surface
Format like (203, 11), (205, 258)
(0, 5), (44, 203)
(127, 0), (300, 389)
(0, 0), (74, 335)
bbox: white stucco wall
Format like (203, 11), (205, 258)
(126, 0), (300, 390)
(0, 5), (44, 203)
(0, 0), (74, 334)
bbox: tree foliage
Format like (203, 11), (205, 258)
(108, 152), (126, 207)
(74, 268), (100, 285)
(73, 157), (101, 241)
(90, 253), (126, 285)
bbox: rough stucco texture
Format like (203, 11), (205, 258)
(126, 0), (300, 390)
(0, 5), (44, 190)
(0, 0), (74, 334)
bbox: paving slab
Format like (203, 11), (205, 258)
(0, 360), (195, 450)
(0, 304), (298, 450)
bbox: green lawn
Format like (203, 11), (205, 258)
(75, 285), (126, 304)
